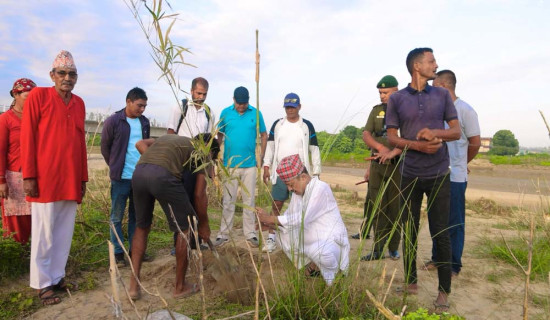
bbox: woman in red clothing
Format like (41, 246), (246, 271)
(0, 78), (36, 244)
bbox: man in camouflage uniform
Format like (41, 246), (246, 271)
(360, 75), (402, 261)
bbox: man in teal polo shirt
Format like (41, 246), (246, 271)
(214, 86), (267, 247)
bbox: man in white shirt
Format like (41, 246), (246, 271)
(262, 93), (321, 252)
(167, 77), (216, 138)
(167, 77), (217, 254)
(429, 69), (481, 277)
(257, 154), (349, 285)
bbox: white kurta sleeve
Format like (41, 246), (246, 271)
(309, 145), (322, 175)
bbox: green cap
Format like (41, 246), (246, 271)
(376, 75), (398, 88)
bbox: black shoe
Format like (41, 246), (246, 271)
(171, 244), (206, 255)
(142, 253), (153, 262)
(351, 233), (371, 240)
(115, 253), (127, 267)
(361, 251), (384, 261)
(129, 251), (153, 262)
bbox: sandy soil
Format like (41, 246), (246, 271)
(323, 158), (550, 209)
(26, 158), (550, 319)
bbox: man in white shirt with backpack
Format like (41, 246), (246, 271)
(167, 77), (216, 138)
(167, 77), (217, 254)
(262, 93), (322, 252)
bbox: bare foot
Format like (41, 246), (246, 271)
(173, 283), (200, 299)
(129, 287), (141, 301)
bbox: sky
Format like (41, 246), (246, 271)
(1, 0), (550, 148)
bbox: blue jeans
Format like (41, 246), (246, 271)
(431, 181), (467, 274)
(110, 179), (136, 254)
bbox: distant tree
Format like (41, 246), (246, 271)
(354, 137), (368, 151)
(490, 129), (519, 155)
(317, 131), (330, 151)
(335, 135), (353, 153)
(342, 125), (361, 144)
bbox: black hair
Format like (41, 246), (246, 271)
(436, 70), (457, 90)
(191, 77), (209, 90)
(193, 133), (220, 161)
(126, 87), (148, 102)
(406, 48), (433, 75)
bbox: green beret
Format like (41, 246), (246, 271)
(377, 75), (398, 88)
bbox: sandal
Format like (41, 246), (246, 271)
(433, 300), (450, 313)
(53, 278), (79, 292)
(39, 286), (62, 306)
(305, 263), (321, 277)
(420, 260), (437, 271)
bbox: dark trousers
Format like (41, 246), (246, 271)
(369, 161), (402, 253)
(401, 174), (452, 294)
(172, 170), (203, 250)
(132, 164), (195, 232)
(359, 191), (374, 238)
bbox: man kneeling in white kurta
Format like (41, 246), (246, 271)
(257, 154), (350, 285)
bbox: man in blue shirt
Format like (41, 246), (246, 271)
(214, 86), (267, 247)
(386, 48), (460, 312)
(101, 87), (150, 267)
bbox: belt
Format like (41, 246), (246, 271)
(373, 157), (399, 165)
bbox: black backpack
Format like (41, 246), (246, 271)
(176, 99), (211, 133)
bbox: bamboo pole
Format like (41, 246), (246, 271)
(108, 241), (122, 318)
(539, 110), (550, 140)
(522, 216), (534, 320)
(255, 29), (262, 167)
(254, 29), (261, 320)
(365, 289), (400, 320)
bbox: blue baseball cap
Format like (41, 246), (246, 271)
(234, 86), (249, 104)
(283, 93), (300, 108)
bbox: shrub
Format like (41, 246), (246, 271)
(0, 236), (29, 280)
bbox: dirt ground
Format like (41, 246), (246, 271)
(27, 158), (550, 319)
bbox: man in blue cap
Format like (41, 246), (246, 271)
(262, 93), (321, 252)
(214, 86), (267, 247)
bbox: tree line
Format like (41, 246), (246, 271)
(320, 126), (521, 156)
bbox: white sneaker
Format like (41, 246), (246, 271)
(213, 237), (229, 247)
(262, 238), (277, 253)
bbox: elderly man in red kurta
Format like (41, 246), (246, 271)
(20, 50), (88, 306)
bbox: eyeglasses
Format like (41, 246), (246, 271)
(284, 98), (298, 103)
(55, 70), (78, 78)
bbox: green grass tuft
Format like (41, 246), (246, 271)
(486, 237), (550, 280)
